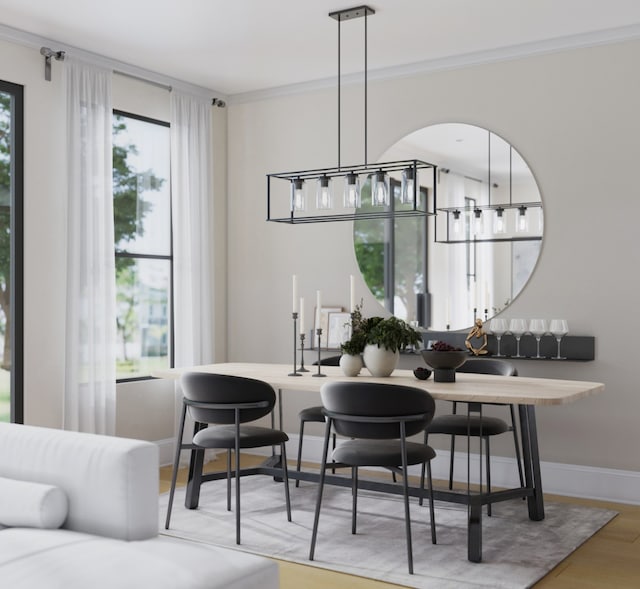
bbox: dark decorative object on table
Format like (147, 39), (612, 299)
(413, 367), (432, 380)
(421, 341), (468, 382)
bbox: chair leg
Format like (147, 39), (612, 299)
(448, 433), (456, 490)
(296, 420), (305, 488)
(485, 437), (492, 517)
(351, 466), (358, 534)
(281, 442), (292, 521)
(165, 401), (187, 530)
(235, 447), (241, 544)
(426, 461), (437, 544)
(400, 424), (414, 575)
(309, 419), (333, 562)
(226, 449), (232, 511)
(510, 404), (525, 488)
(331, 432), (337, 474)
(419, 431), (427, 506)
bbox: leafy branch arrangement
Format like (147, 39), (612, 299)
(340, 303), (421, 355)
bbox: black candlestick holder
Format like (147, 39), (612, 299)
(298, 333), (309, 372)
(288, 312), (302, 377)
(312, 328), (326, 377)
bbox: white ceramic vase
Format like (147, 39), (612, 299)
(339, 353), (363, 377)
(363, 344), (399, 377)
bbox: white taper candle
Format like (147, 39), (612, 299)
(292, 275), (299, 313)
(316, 290), (322, 330)
(350, 275), (356, 313)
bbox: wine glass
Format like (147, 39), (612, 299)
(508, 318), (528, 358)
(489, 318), (508, 357)
(549, 319), (569, 359)
(529, 319), (548, 359)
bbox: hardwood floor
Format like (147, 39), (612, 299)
(159, 455), (640, 588)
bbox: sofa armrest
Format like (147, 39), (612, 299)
(0, 423), (159, 541)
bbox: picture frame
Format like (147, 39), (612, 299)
(313, 306), (342, 349)
(327, 312), (352, 349)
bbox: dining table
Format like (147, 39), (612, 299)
(152, 361), (604, 563)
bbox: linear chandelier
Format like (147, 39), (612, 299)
(266, 5), (435, 224)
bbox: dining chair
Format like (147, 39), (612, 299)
(294, 355), (341, 486)
(165, 372), (292, 545)
(309, 381), (437, 575)
(420, 358), (524, 515)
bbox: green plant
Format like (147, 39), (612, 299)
(340, 303), (367, 355)
(340, 304), (421, 355)
(364, 315), (421, 353)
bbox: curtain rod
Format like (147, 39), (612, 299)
(113, 70), (226, 107)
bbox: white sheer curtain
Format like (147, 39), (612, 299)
(170, 91), (215, 463)
(64, 57), (116, 434)
(170, 91), (214, 368)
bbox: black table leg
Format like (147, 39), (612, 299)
(518, 404), (545, 521)
(468, 500), (483, 562)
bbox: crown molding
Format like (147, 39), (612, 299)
(227, 22), (640, 105)
(0, 22), (227, 103)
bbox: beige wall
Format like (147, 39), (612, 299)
(227, 39), (640, 472)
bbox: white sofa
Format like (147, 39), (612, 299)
(0, 422), (279, 589)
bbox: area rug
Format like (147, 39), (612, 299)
(159, 476), (616, 589)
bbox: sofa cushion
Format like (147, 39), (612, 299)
(0, 476), (68, 529)
(0, 528), (279, 589)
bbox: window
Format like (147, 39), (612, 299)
(113, 111), (172, 381)
(354, 179), (428, 323)
(0, 80), (24, 422)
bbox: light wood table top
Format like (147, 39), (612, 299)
(152, 362), (604, 406)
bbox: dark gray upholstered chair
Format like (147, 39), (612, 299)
(309, 381), (437, 575)
(295, 355), (341, 486)
(421, 358), (523, 515)
(165, 372), (292, 544)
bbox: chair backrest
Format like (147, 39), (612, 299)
(320, 381), (435, 440)
(180, 372), (276, 425)
(457, 358), (517, 376)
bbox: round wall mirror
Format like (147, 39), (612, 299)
(353, 123), (544, 331)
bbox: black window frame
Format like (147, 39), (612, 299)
(0, 79), (24, 423)
(112, 109), (174, 383)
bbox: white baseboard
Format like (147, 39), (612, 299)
(244, 434), (640, 506)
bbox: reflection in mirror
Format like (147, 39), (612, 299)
(354, 123), (543, 331)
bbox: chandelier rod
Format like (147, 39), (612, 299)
(338, 16), (341, 169)
(364, 8), (368, 166)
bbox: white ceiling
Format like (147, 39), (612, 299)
(1, 0), (640, 97)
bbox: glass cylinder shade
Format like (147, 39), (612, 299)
(452, 210), (462, 235)
(343, 172), (361, 208)
(517, 205), (529, 232)
(400, 167), (416, 205)
(372, 170), (389, 207)
(494, 207), (506, 234)
(316, 175), (333, 210)
(290, 178), (306, 212)
(473, 208), (484, 236)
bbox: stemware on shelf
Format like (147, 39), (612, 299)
(508, 318), (528, 358)
(529, 319), (549, 359)
(488, 318), (508, 357)
(549, 319), (569, 359)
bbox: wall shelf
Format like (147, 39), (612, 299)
(420, 331), (595, 362)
